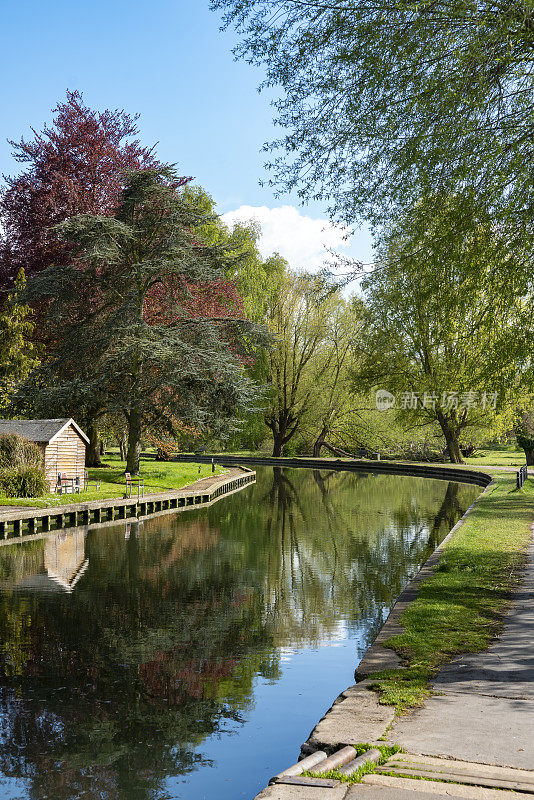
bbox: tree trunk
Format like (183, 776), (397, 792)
(444, 431), (463, 464)
(126, 410), (142, 474)
(521, 447), (534, 466)
(437, 412), (463, 463)
(313, 425), (328, 458)
(272, 433), (285, 457)
(118, 432), (127, 462)
(85, 419), (103, 467)
(268, 413), (298, 457)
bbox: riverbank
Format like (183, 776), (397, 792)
(251, 463), (534, 798)
(0, 454), (224, 509)
(0, 467), (255, 539)
(363, 471), (534, 711)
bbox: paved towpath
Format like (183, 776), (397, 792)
(385, 532), (534, 769)
(255, 525), (534, 800)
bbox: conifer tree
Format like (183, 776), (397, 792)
(21, 167), (262, 473)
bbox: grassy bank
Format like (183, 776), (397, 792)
(369, 472), (534, 712)
(465, 443), (527, 468)
(0, 454), (224, 508)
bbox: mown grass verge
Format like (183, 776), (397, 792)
(0, 454), (224, 508)
(302, 743), (402, 784)
(367, 473), (534, 712)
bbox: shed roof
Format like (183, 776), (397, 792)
(0, 418), (89, 445)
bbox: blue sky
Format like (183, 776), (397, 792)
(0, 0), (373, 270)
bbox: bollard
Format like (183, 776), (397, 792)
(313, 746), (358, 774)
(272, 750), (328, 782)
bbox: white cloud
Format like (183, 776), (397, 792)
(221, 205), (352, 272)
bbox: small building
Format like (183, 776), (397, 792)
(0, 418), (89, 491)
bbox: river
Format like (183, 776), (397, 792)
(0, 466), (479, 800)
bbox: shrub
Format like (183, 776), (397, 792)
(0, 466), (47, 498)
(0, 434), (46, 497)
(0, 434), (43, 470)
(155, 441), (176, 461)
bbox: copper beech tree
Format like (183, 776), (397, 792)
(0, 90), (157, 286)
(21, 167), (262, 473)
(0, 91), (159, 464)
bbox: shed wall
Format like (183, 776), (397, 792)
(43, 426), (86, 489)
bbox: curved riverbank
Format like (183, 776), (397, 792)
(249, 468), (534, 799)
(172, 454), (493, 488)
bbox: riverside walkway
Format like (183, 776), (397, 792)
(255, 512), (534, 800)
(0, 467), (255, 540)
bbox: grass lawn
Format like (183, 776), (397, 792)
(369, 472), (534, 712)
(0, 454), (224, 508)
(465, 443), (527, 468)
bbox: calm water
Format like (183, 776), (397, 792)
(0, 467), (479, 800)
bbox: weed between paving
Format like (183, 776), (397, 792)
(302, 744), (402, 784)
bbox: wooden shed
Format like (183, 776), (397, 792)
(0, 418), (89, 491)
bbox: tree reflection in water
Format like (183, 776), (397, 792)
(0, 467), (478, 800)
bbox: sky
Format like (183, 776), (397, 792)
(0, 0), (374, 272)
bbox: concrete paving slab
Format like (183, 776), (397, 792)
(353, 775), (525, 798)
(388, 692), (534, 769)
(254, 783), (349, 799)
(307, 689), (395, 748)
(388, 754), (534, 783)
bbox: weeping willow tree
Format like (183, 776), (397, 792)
(357, 196), (532, 462)
(212, 0), (534, 241)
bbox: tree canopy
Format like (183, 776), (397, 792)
(0, 90), (157, 287)
(357, 195), (532, 461)
(212, 0), (534, 229)
(19, 167), (262, 472)
(0, 269), (39, 412)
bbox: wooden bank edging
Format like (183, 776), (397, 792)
(0, 467), (255, 542)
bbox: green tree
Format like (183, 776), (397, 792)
(302, 296), (364, 457)
(212, 0), (534, 232)
(358, 197), (530, 462)
(21, 167), (261, 473)
(264, 269), (346, 456)
(0, 269), (39, 411)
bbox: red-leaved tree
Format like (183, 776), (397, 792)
(0, 90), (158, 288)
(0, 91), (161, 464)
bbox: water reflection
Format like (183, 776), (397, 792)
(0, 468), (479, 800)
(0, 527), (88, 594)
